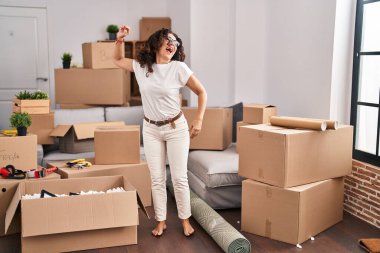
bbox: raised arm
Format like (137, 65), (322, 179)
(186, 74), (207, 138)
(113, 25), (134, 72)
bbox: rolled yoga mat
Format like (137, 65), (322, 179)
(270, 116), (328, 131)
(168, 183), (251, 253)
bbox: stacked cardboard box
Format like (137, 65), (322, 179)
(239, 123), (354, 245)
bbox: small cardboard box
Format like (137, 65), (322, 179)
(55, 68), (130, 105)
(50, 121), (125, 154)
(0, 134), (37, 171)
(29, 113), (54, 145)
(241, 178), (344, 245)
(95, 125), (140, 164)
(12, 98), (50, 114)
(139, 17), (171, 41)
(243, 104), (277, 124)
(82, 42), (124, 69)
(236, 121), (250, 153)
(5, 175), (148, 253)
(238, 124), (353, 187)
(47, 159), (152, 207)
(0, 172), (61, 237)
(182, 107), (232, 150)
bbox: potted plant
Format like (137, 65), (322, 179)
(61, 52), (72, 69)
(107, 24), (119, 40)
(10, 112), (32, 136)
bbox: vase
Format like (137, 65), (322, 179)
(62, 61), (71, 69)
(17, 126), (27, 136)
(109, 33), (117, 40)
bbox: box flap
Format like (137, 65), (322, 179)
(49, 125), (73, 137)
(244, 103), (276, 109)
(123, 177), (150, 219)
(5, 182), (24, 233)
(73, 121), (125, 140)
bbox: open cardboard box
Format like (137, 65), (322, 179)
(5, 175), (149, 253)
(47, 159), (152, 207)
(0, 172), (61, 237)
(50, 121), (125, 153)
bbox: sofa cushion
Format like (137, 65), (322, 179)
(54, 107), (105, 126)
(187, 143), (243, 188)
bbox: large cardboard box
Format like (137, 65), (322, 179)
(0, 172), (61, 237)
(238, 124), (353, 187)
(13, 98), (50, 114)
(236, 121), (250, 153)
(241, 178), (344, 245)
(29, 113), (54, 145)
(47, 159), (152, 207)
(139, 17), (171, 41)
(5, 176), (148, 253)
(182, 107), (232, 150)
(50, 121), (125, 154)
(0, 134), (37, 171)
(243, 104), (277, 124)
(82, 42), (124, 69)
(55, 68), (130, 105)
(95, 125), (140, 164)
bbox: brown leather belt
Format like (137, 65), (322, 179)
(144, 111), (183, 128)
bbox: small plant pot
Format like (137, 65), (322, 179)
(62, 61), (71, 69)
(17, 126), (27, 136)
(109, 33), (117, 40)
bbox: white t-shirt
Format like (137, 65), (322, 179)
(133, 59), (193, 121)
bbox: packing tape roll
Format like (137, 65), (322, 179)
(167, 184), (251, 253)
(270, 116), (327, 131)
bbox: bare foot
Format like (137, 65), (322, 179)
(181, 218), (194, 237)
(152, 221), (167, 237)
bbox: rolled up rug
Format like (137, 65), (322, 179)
(168, 183), (251, 253)
(359, 238), (380, 253)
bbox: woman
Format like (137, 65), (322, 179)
(113, 25), (207, 237)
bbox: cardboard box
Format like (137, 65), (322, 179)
(182, 107), (232, 150)
(236, 121), (250, 153)
(12, 98), (50, 114)
(50, 121), (125, 154)
(55, 68), (130, 105)
(0, 134), (37, 171)
(238, 124), (353, 187)
(47, 159), (152, 207)
(241, 178), (344, 245)
(95, 125), (140, 164)
(82, 42), (124, 69)
(243, 104), (277, 124)
(0, 172), (61, 237)
(139, 17), (171, 41)
(5, 175), (148, 253)
(29, 113), (54, 145)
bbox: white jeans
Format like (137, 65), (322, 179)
(143, 114), (191, 221)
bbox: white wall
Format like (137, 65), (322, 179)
(47, 0), (168, 105)
(234, 0), (356, 122)
(235, 0), (267, 104)
(189, 0), (235, 107)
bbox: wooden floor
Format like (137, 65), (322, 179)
(1, 190), (379, 253)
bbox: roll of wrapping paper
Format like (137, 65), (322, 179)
(167, 184), (251, 253)
(270, 116), (328, 131)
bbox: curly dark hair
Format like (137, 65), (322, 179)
(137, 28), (185, 76)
